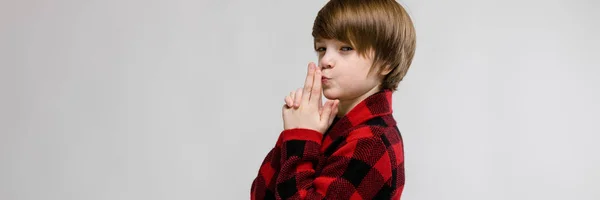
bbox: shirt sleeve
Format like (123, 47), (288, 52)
(251, 132), (285, 200)
(274, 127), (397, 199)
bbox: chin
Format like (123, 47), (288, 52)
(323, 88), (340, 100)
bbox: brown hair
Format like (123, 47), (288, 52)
(312, 0), (416, 91)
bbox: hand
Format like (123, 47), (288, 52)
(282, 62), (339, 134)
(284, 88), (325, 116)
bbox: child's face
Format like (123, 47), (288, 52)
(315, 38), (384, 101)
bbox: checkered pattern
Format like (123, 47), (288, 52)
(251, 89), (405, 200)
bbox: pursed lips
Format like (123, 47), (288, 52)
(321, 76), (331, 84)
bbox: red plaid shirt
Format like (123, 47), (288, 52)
(251, 89), (405, 199)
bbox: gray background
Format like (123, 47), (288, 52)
(1, 0), (599, 199)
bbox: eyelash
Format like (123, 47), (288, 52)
(315, 46), (354, 52)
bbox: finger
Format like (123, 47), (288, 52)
(318, 85), (323, 114)
(328, 100), (339, 125)
(285, 95), (293, 108)
(320, 100), (333, 124)
(310, 67), (322, 106)
(319, 106), (323, 116)
(318, 85), (323, 110)
(294, 88), (302, 108)
(289, 91), (295, 107)
(301, 62), (316, 105)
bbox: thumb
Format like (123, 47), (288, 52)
(320, 100), (334, 124)
(327, 100), (339, 125)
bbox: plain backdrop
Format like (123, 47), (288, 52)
(1, 0), (599, 199)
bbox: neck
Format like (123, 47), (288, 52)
(336, 85), (382, 117)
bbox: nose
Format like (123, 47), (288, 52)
(319, 51), (334, 70)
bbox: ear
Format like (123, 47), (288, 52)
(380, 65), (393, 76)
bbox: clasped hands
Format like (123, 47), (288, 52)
(282, 62), (339, 134)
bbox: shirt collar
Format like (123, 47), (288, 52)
(324, 89), (394, 140)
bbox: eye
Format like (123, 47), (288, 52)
(341, 46), (353, 51)
(315, 47), (326, 52)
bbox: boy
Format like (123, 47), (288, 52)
(251, 0), (416, 199)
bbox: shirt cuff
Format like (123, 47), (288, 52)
(281, 128), (323, 145)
